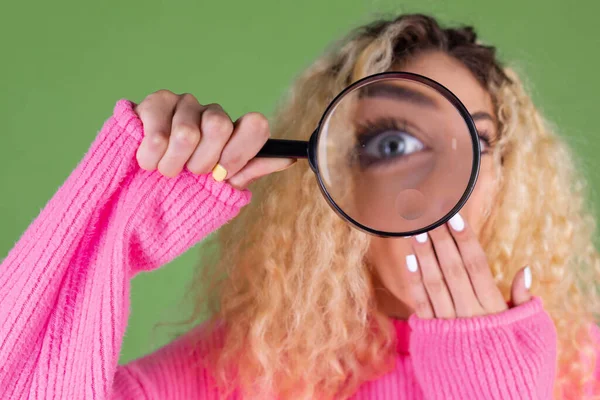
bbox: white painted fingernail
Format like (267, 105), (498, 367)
(524, 266), (532, 289)
(406, 254), (418, 272)
(449, 213), (465, 232)
(416, 233), (428, 243)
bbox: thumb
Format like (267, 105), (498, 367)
(510, 266), (533, 307)
(227, 157), (296, 190)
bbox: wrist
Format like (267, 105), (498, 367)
(408, 296), (546, 333)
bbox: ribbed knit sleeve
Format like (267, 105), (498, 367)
(408, 296), (557, 399)
(0, 100), (251, 400)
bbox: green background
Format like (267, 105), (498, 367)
(1, 0), (598, 364)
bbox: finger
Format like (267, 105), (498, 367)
(186, 104), (234, 175)
(428, 222), (484, 317)
(405, 254), (435, 319)
(447, 213), (508, 314)
(411, 233), (456, 318)
(157, 93), (202, 178)
(135, 90), (179, 171)
(510, 266), (532, 307)
(227, 157), (296, 190)
(215, 112), (270, 180)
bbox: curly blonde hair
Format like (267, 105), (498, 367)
(184, 13), (600, 399)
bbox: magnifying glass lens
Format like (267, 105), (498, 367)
(315, 76), (477, 234)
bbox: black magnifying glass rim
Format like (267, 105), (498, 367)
(308, 71), (481, 238)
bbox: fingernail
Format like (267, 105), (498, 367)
(415, 233), (428, 243)
(212, 163), (228, 182)
(449, 213), (465, 232)
(406, 254), (418, 272)
(524, 266), (532, 289)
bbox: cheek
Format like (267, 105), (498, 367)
(462, 159), (499, 233)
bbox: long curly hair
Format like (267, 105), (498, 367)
(184, 13), (600, 399)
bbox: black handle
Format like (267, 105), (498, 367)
(256, 139), (310, 159)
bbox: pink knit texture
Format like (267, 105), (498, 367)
(0, 100), (598, 399)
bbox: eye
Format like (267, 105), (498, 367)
(478, 131), (495, 154)
(479, 137), (488, 153)
(363, 130), (425, 160)
(354, 118), (429, 169)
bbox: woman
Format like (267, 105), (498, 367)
(0, 13), (598, 400)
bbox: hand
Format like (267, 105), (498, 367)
(134, 90), (296, 189)
(406, 212), (532, 319)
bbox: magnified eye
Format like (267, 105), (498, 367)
(355, 118), (426, 168)
(364, 130), (424, 159)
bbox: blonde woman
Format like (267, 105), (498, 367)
(1, 13), (599, 400)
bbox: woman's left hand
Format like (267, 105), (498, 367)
(407, 212), (532, 319)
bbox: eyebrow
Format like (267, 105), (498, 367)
(359, 84), (497, 124)
(358, 82), (438, 107)
(471, 111), (495, 123)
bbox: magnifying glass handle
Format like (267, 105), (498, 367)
(256, 139), (310, 159)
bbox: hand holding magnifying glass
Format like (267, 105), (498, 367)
(135, 94), (297, 187)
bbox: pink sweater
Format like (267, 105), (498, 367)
(1, 100), (598, 399)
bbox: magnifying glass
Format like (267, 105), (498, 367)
(256, 71), (481, 237)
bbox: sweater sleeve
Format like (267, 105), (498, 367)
(0, 100), (251, 400)
(408, 296), (557, 400)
